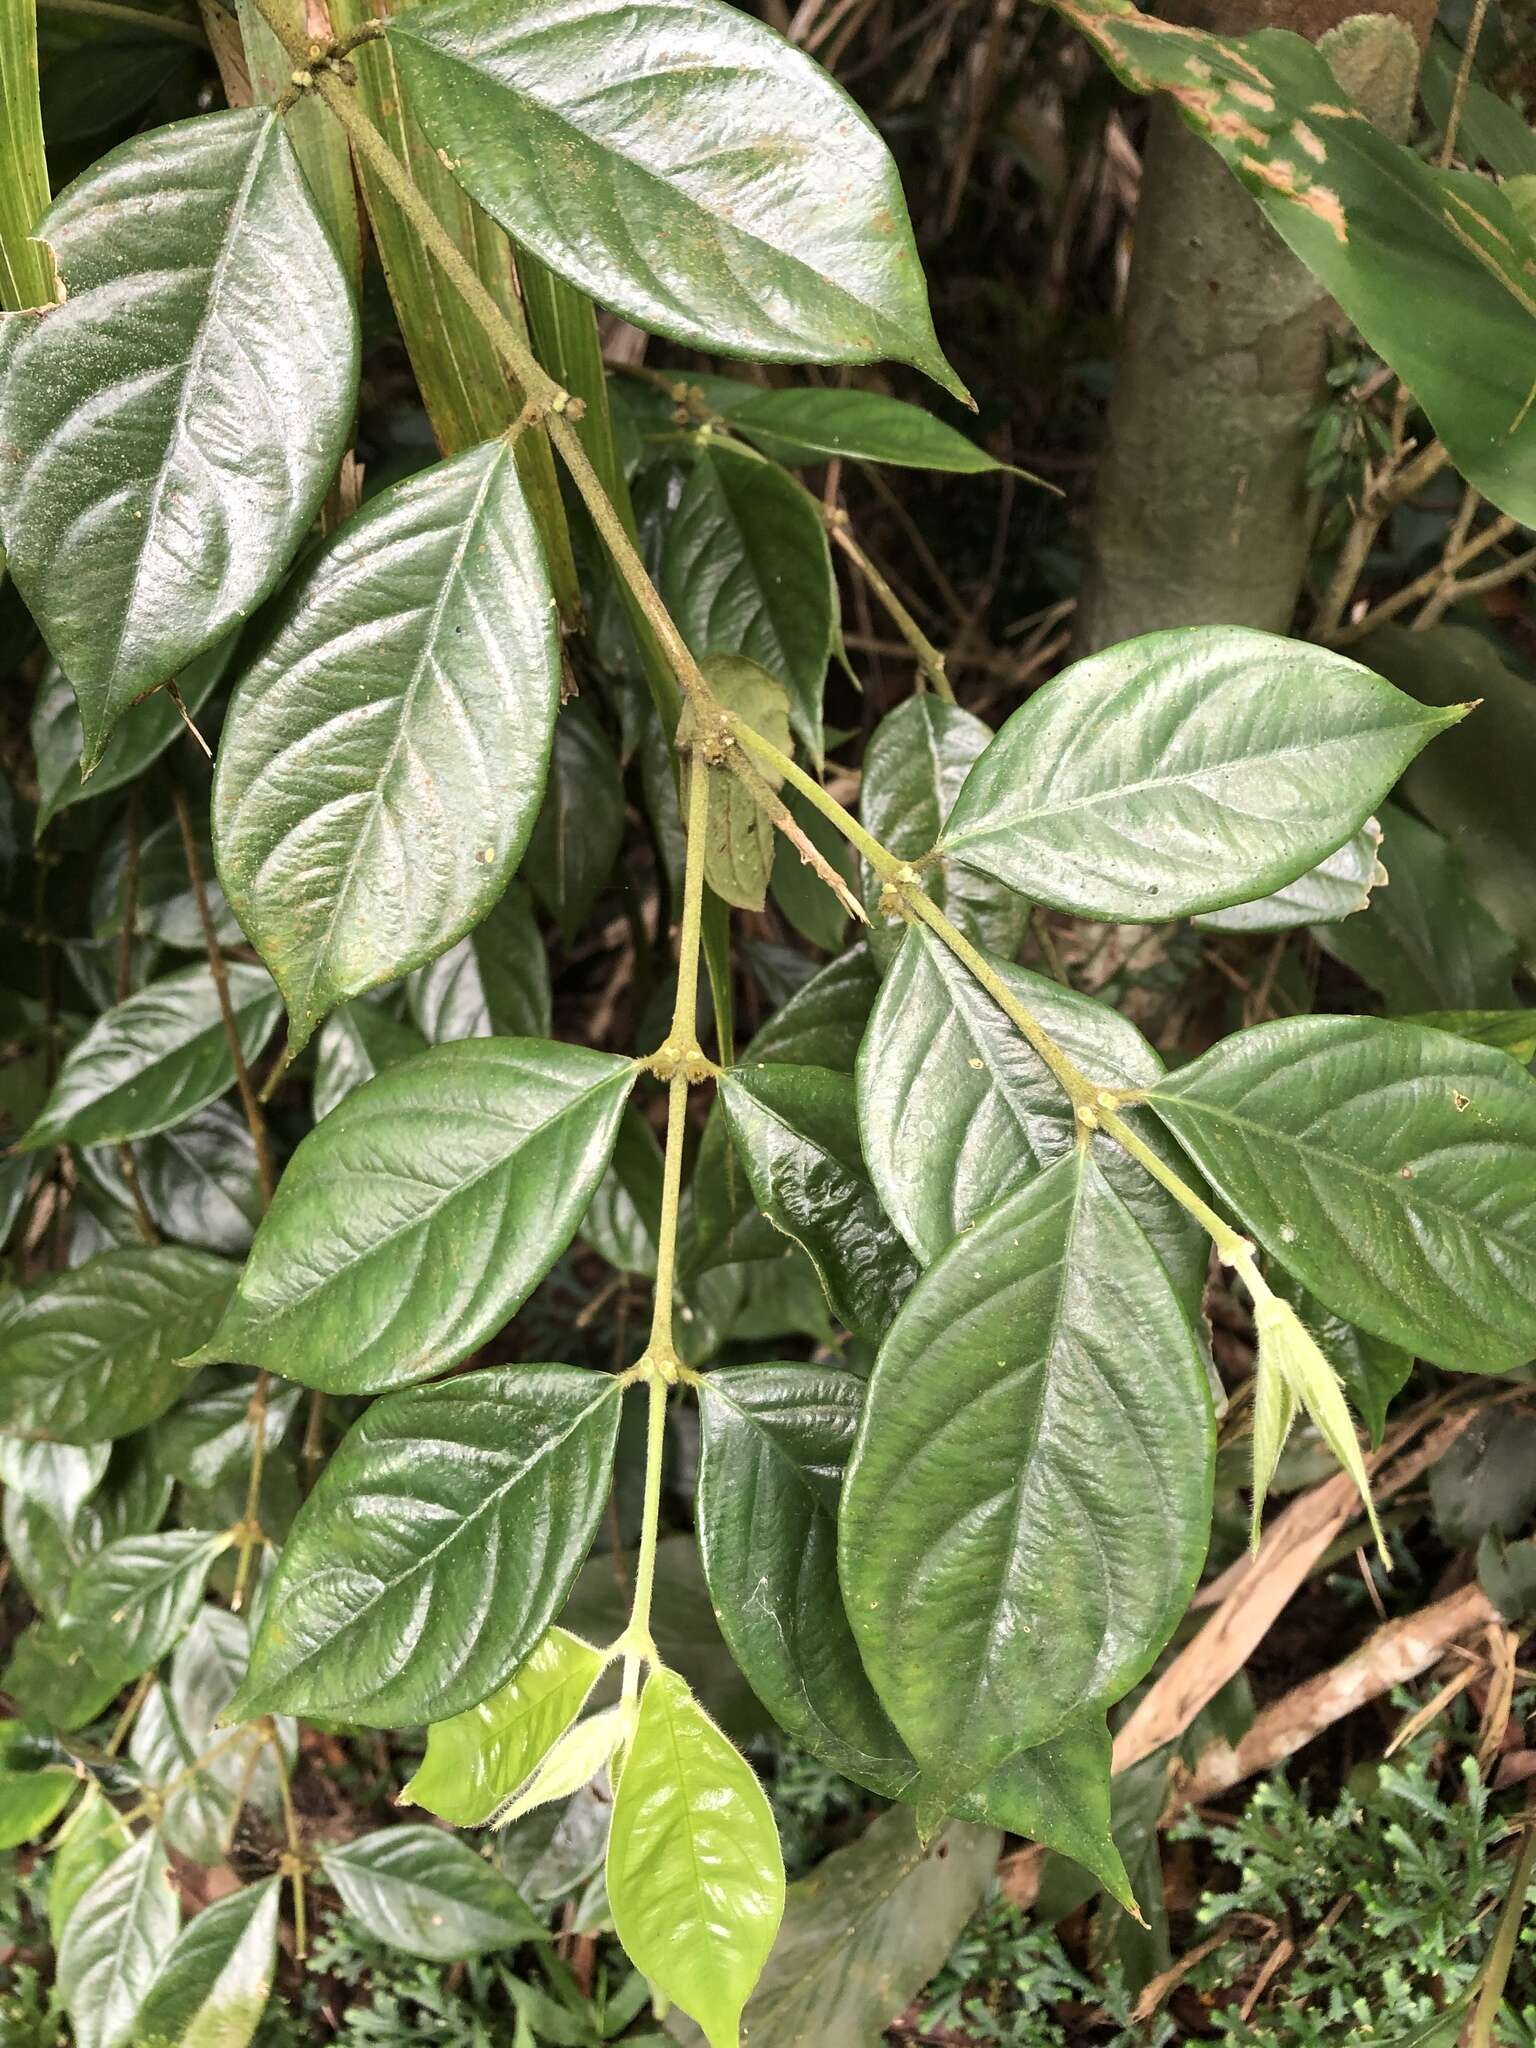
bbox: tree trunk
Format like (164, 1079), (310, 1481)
(1075, 2), (1434, 655)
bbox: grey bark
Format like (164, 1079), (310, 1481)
(1075, 3), (1432, 655)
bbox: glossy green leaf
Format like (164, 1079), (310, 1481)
(940, 627), (1461, 921)
(1147, 1015), (1536, 1374)
(523, 701), (626, 945)
(1193, 817), (1384, 934)
(667, 1805), (998, 2048)
(745, 945), (877, 1071)
(1362, 624), (1536, 970)
(2, 1618), (124, 1728)
(1313, 804), (1516, 1012)
(696, 1365), (910, 1787)
(233, 1365), (620, 1726)
(583, 1107), (664, 1278)
(86, 1106), (264, 1259)
(0, 1), (54, 310)
(133, 1875), (278, 2048)
(49, 1787), (133, 1946)
(387, 0), (960, 393)
(608, 1666), (785, 2048)
(187, 1040), (632, 1394)
(93, 815), (240, 955)
(313, 1003), (426, 1122)
(1054, 2), (1536, 523)
(22, 964), (280, 1151)
(1268, 1267), (1410, 1448)
(722, 385), (1015, 475)
(212, 441), (559, 1054)
(1399, 1010), (1536, 1065)
(0, 109), (357, 766)
(841, 1150), (1214, 1801)
(30, 638), (234, 832)
(0, 1247), (233, 1443)
(0, 1437), (108, 1521)
(404, 1626), (607, 1828)
(407, 881), (551, 1043)
(0, 1722), (73, 1850)
(130, 1683), (244, 1868)
(63, 1530), (230, 1683)
(718, 1063), (917, 1339)
(661, 446), (834, 760)
(321, 1826), (543, 1961)
(681, 655), (793, 913)
(162, 1607), (293, 1857)
(57, 1830), (179, 2048)
(857, 926), (1204, 1293)
(857, 696), (1028, 969)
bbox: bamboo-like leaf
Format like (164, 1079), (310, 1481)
(0, 1), (55, 309)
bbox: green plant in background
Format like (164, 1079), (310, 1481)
(0, 0), (1533, 2044)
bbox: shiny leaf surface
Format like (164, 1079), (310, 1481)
(661, 446), (834, 760)
(321, 1826), (544, 1960)
(63, 1529), (230, 1682)
(941, 627), (1461, 921)
(0, 109), (357, 765)
(718, 1063), (917, 1339)
(407, 881), (551, 1044)
(1194, 817), (1384, 934)
(233, 1366), (621, 1726)
(857, 695), (1028, 968)
(857, 926), (1204, 1290)
(404, 1626), (607, 1827)
(213, 441), (559, 1054)
(312, 1003), (426, 1122)
(133, 1875), (278, 2048)
(523, 702), (626, 945)
(841, 1150), (1214, 1800)
(608, 1666), (785, 2048)
(0, 1247), (233, 1443)
(387, 0), (960, 391)
(1147, 1015), (1536, 1374)
(57, 1831), (179, 2048)
(22, 964), (280, 1150)
(722, 384), (1015, 473)
(187, 1040), (632, 1394)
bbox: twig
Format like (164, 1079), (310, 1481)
(721, 745), (869, 925)
(1438, 0), (1489, 165)
(1334, 513), (1518, 643)
(1312, 438), (1452, 642)
(826, 511), (954, 700)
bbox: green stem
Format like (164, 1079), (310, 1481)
(728, 715), (897, 880)
(1470, 1815), (1536, 2048)
(1098, 1105), (1255, 1269)
(622, 1373), (669, 1703)
(826, 514), (954, 702)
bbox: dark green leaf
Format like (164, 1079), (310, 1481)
(63, 1530), (230, 1682)
(387, 0), (961, 393)
(1313, 803), (1516, 1011)
(233, 1365), (621, 1726)
(93, 814), (240, 955)
(857, 926), (1205, 1291)
(323, 1826), (543, 1960)
(187, 1040), (632, 1394)
(163, 1606), (293, 1853)
(665, 1806), (997, 2048)
(408, 881), (551, 1043)
(31, 636), (234, 831)
(21, 963), (280, 1150)
(154, 1369), (301, 1492)
(1056, 6), (1536, 523)
(746, 945), (878, 1072)
(91, 1105), (264, 1258)
(524, 702), (626, 945)
(313, 1002), (426, 1123)
(0, 1722), (73, 1850)
(1430, 1410), (1536, 1547)
(1148, 1015), (1536, 1373)
(696, 1366), (910, 1787)
(404, 1626), (607, 1828)
(133, 1876), (278, 2048)
(841, 1150), (1214, 1802)
(857, 696), (1028, 968)
(1193, 817), (1384, 934)
(0, 1246), (233, 1442)
(212, 441), (559, 1054)
(1399, 1010), (1536, 1064)
(0, 109), (357, 766)
(2, 1619), (125, 1728)
(661, 446), (834, 759)
(770, 789), (855, 953)
(940, 627), (1461, 921)
(1361, 624), (1536, 969)
(57, 1829), (178, 2048)
(0, 1437), (108, 1521)
(725, 385), (1014, 473)
(583, 1106), (664, 1278)
(608, 1667), (785, 2048)
(49, 1788), (132, 1946)
(719, 1063), (917, 1339)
